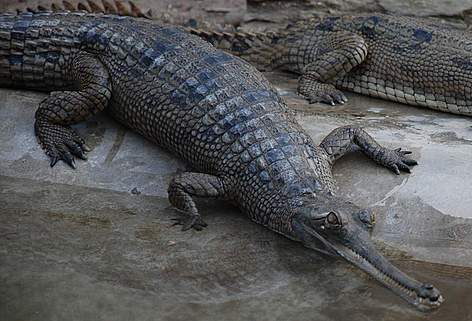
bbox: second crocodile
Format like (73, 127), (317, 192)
(190, 14), (472, 116)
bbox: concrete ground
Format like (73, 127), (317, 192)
(2, 72), (472, 321)
(2, 0), (472, 320)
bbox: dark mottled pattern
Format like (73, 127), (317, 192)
(0, 12), (414, 236)
(191, 14), (472, 115)
(0, 12), (308, 235)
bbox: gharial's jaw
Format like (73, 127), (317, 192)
(331, 237), (443, 311)
(292, 215), (443, 311)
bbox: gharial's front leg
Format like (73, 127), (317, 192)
(296, 31), (367, 105)
(34, 52), (111, 168)
(168, 172), (228, 231)
(319, 125), (418, 174)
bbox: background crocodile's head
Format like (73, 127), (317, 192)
(290, 193), (443, 311)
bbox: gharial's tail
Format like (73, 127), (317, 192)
(2, 0), (153, 19)
(185, 27), (279, 71)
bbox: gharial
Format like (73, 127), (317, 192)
(0, 11), (442, 310)
(190, 13), (472, 116)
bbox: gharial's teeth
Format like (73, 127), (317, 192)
(348, 247), (420, 300)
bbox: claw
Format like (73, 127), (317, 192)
(187, 224), (202, 231)
(332, 92), (347, 104)
(299, 76), (347, 106)
(62, 153), (76, 169)
(35, 121), (87, 169)
(50, 156), (59, 168)
(396, 147), (413, 155)
(384, 147), (418, 175)
(321, 94), (335, 105)
(66, 141), (87, 160)
(74, 148), (87, 160)
(391, 164), (400, 175)
(403, 159), (418, 166)
(397, 162), (411, 173)
(171, 218), (181, 227)
(171, 215), (207, 231)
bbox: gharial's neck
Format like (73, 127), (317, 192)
(239, 176), (332, 238)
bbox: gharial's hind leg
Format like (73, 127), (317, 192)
(34, 52), (111, 168)
(168, 172), (227, 231)
(319, 125), (418, 174)
(297, 31), (367, 105)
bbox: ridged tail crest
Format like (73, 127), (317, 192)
(186, 27), (280, 71)
(4, 0), (153, 19)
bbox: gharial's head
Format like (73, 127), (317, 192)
(289, 192), (443, 311)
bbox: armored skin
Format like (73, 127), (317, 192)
(2, 0), (153, 19)
(190, 14), (472, 115)
(0, 12), (442, 310)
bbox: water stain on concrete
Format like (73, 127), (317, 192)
(430, 131), (472, 145)
(46, 212), (112, 228)
(104, 127), (127, 164)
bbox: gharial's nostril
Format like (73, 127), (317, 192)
(430, 294), (440, 302)
(418, 283), (441, 302)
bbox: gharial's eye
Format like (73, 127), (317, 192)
(325, 211), (342, 229)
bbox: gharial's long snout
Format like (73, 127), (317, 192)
(291, 208), (443, 311)
(331, 229), (443, 311)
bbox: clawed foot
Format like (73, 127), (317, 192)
(35, 120), (89, 169)
(171, 215), (208, 231)
(298, 81), (347, 105)
(381, 147), (418, 175)
(304, 89), (348, 105)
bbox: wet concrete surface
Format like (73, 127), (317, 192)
(2, 70), (472, 320)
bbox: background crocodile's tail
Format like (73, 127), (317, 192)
(186, 27), (280, 71)
(3, 0), (152, 19)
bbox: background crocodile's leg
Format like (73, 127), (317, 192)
(168, 172), (227, 231)
(319, 126), (418, 174)
(296, 31), (367, 105)
(34, 52), (111, 168)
